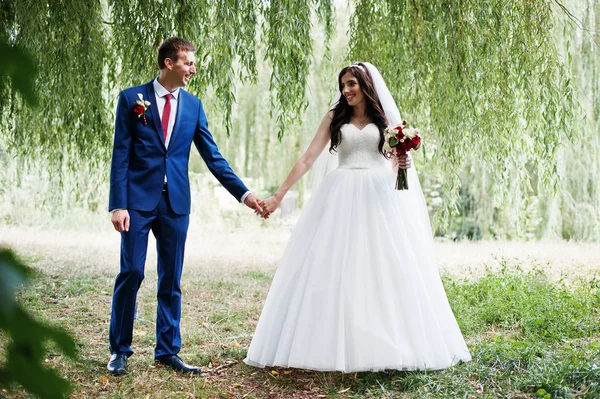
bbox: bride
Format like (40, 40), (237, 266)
(244, 62), (471, 372)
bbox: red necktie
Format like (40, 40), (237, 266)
(162, 93), (173, 142)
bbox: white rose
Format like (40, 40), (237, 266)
(403, 128), (416, 139)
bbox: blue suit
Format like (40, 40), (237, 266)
(108, 80), (248, 359)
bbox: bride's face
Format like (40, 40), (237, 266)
(341, 72), (365, 107)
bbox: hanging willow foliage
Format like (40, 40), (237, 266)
(0, 0), (583, 230)
(1, 0), (333, 161)
(555, 0), (600, 240)
(2, 0), (113, 169)
(348, 0), (577, 224)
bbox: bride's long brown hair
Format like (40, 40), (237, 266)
(329, 62), (387, 155)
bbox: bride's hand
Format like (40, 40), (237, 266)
(395, 153), (412, 169)
(261, 196), (281, 218)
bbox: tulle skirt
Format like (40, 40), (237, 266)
(244, 166), (471, 372)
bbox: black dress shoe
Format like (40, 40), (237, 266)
(107, 353), (127, 374)
(154, 355), (201, 374)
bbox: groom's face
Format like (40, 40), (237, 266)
(167, 50), (196, 87)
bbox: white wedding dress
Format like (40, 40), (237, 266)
(244, 123), (471, 372)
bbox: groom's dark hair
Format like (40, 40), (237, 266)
(158, 37), (196, 69)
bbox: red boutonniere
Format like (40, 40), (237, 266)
(133, 93), (151, 125)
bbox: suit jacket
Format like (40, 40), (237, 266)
(108, 81), (248, 215)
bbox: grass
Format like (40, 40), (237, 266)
(1, 252), (599, 398)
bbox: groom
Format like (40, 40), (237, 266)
(107, 37), (263, 374)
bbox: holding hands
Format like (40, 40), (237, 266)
(244, 193), (280, 219)
(244, 193), (266, 217)
(244, 194), (281, 219)
(258, 196), (280, 219)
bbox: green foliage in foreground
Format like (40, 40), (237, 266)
(5, 259), (599, 398)
(0, 36), (80, 399)
(0, 249), (77, 399)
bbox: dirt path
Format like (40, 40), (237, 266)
(1, 225), (598, 281)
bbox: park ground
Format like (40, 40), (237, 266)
(1, 223), (599, 398)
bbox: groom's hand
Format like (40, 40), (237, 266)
(111, 209), (130, 232)
(244, 194), (265, 216)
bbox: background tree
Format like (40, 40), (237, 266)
(1, 0), (597, 240)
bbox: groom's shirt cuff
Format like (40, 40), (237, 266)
(240, 191), (251, 204)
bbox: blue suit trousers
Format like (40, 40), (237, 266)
(109, 190), (189, 359)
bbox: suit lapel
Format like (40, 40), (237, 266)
(169, 90), (184, 147)
(145, 81), (166, 147)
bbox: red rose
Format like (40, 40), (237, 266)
(411, 136), (421, 147)
(395, 126), (403, 132)
(133, 104), (145, 116)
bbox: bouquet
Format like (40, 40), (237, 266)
(384, 121), (421, 190)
